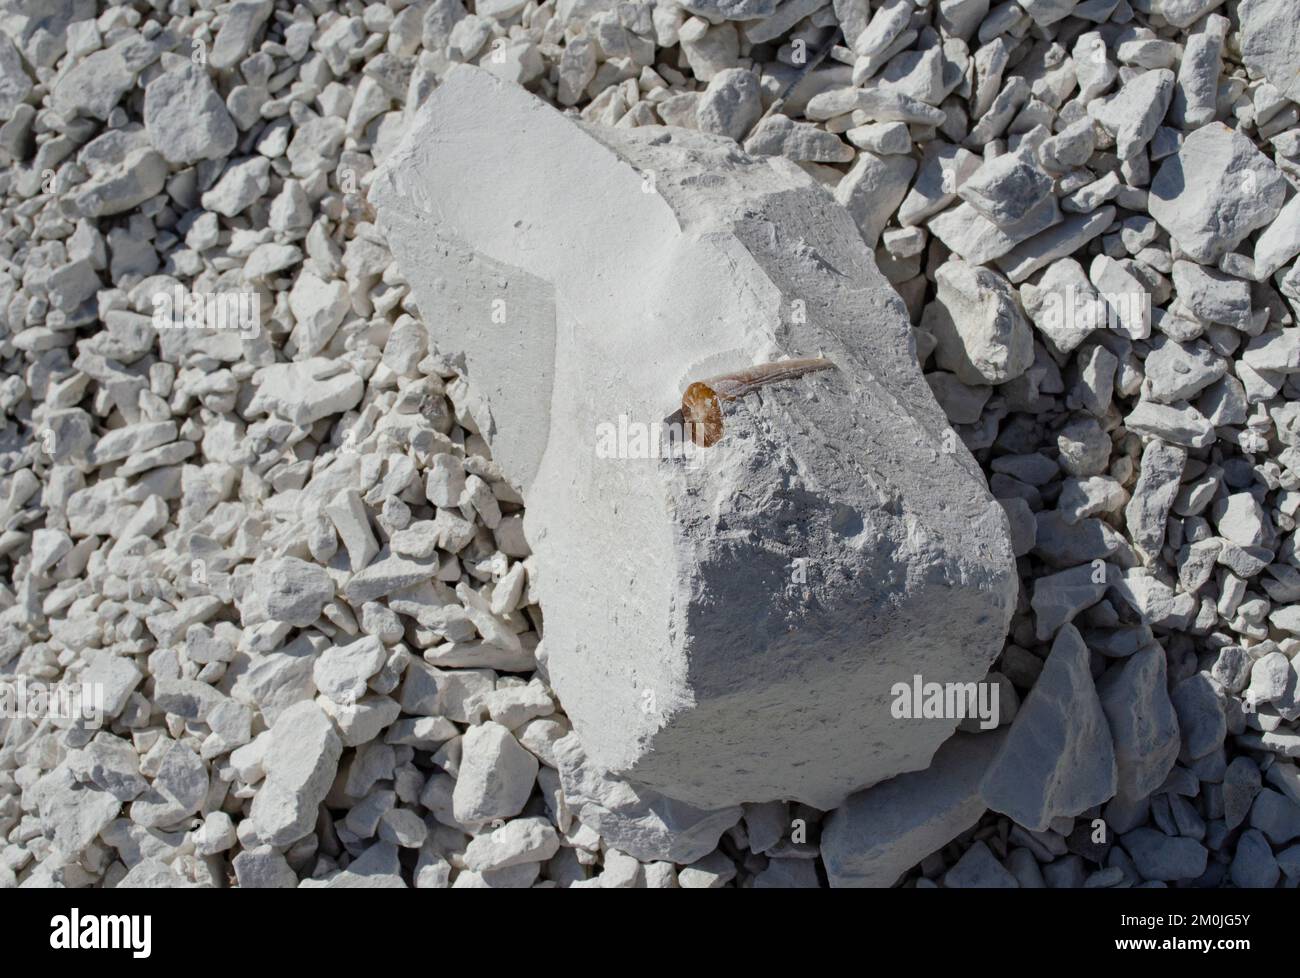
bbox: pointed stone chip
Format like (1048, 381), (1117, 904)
(981, 625), (1117, 831)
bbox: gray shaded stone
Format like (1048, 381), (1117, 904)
(1088, 69), (1174, 160)
(929, 260), (1035, 385)
(1142, 338), (1226, 405)
(1230, 828), (1279, 888)
(1170, 673), (1226, 760)
(233, 846), (299, 888)
(1124, 440), (1185, 561)
(1122, 828), (1207, 881)
(301, 841), (408, 888)
(1239, 0), (1300, 103)
(31, 766), (121, 858)
(822, 731), (1006, 887)
(1249, 788), (1300, 845)
(696, 67), (761, 142)
(0, 33), (32, 121)
(741, 801), (787, 854)
(248, 701), (342, 846)
(943, 840), (1019, 887)
(1148, 123), (1286, 265)
(52, 43), (138, 121)
(243, 556), (334, 627)
(463, 816), (560, 871)
(1125, 401), (1216, 449)
(1223, 757), (1262, 832)
(981, 625), (1117, 831)
(743, 114), (855, 162)
(835, 150), (917, 247)
(752, 857), (820, 887)
(200, 156), (272, 217)
(130, 740), (210, 828)
(1097, 646), (1180, 803)
(958, 150), (1055, 229)
(69, 148), (168, 218)
(247, 359), (365, 427)
(1031, 563), (1109, 640)
(313, 635), (386, 704)
(453, 721), (538, 824)
(211, 0), (274, 71)
(553, 733), (741, 864)
(143, 64), (238, 164)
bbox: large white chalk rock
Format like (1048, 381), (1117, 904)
(371, 66), (1016, 811)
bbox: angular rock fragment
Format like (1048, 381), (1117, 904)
(69, 148), (168, 219)
(998, 207), (1115, 283)
(0, 34), (31, 120)
(822, 731), (1006, 887)
(1122, 827), (1207, 881)
(929, 197), (1061, 267)
(52, 43), (139, 121)
(301, 841), (408, 888)
(32, 767), (121, 859)
(241, 556), (334, 627)
(1155, 0), (1226, 29)
(898, 141), (981, 227)
(1249, 788), (1300, 845)
(1148, 123), (1286, 265)
(371, 66), (1016, 811)
(249, 701), (342, 846)
(927, 260), (1034, 385)
(981, 625), (1117, 830)
(1097, 647), (1180, 803)
(743, 114), (856, 162)
(1124, 440), (1185, 561)
(1238, 0), (1300, 103)
(314, 635), (386, 704)
(1019, 0), (1079, 25)
(247, 359), (364, 427)
(463, 817), (561, 871)
(944, 840), (1019, 887)
(696, 67), (761, 141)
(453, 722), (539, 824)
(835, 151), (917, 247)
(212, 0), (274, 71)
(1231, 829), (1280, 888)
(1254, 195), (1300, 280)
(958, 150), (1054, 229)
(1125, 401), (1215, 449)
(130, 741), (209, 829)
(1031, 563), (1109, 639)
(1087, 69), (1174, 161)
(143, 64), (238, 165)
(553, 733), (742, 863)
(1170, 673), (1226, 760)
(1019, 259), (1108, 354)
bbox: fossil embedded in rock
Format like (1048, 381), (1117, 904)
(682, 357), (836, 446)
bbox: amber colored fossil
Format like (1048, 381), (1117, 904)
(681, 357), (836, 447)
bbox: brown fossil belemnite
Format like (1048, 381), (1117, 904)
(681, 357), (836, 447)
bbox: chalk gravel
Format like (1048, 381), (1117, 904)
(1, 0), (1299, 888)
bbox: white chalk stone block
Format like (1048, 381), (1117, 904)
(371, 66), (1016, 811)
